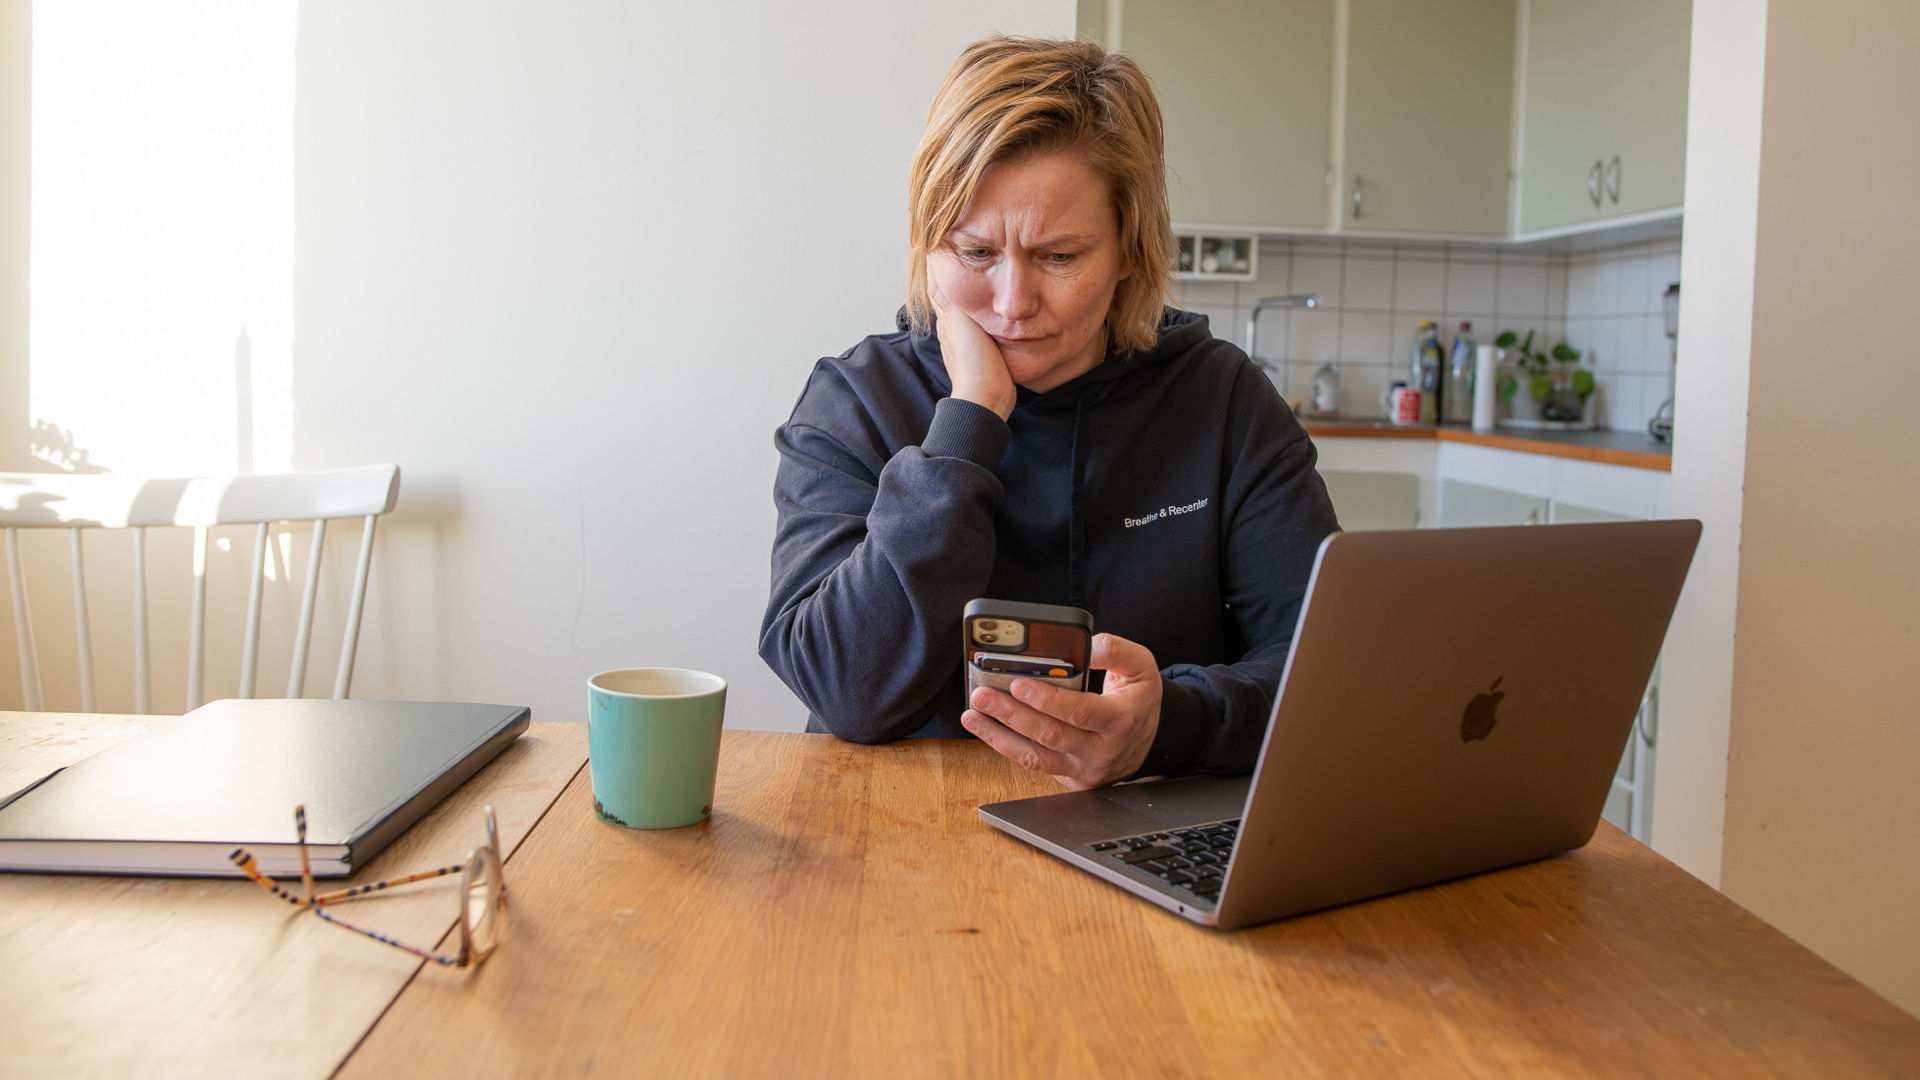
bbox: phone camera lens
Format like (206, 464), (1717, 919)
(978, 632), (997, 643)
(977, 620), (998, 631)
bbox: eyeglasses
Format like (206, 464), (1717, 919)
(229, 804), (506, 968)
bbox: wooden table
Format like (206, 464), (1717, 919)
(338, 732), (1920, 1079)
(0, 711), (588, 1079)
(6, 720), (1918, 1077)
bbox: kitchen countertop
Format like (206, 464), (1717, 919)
(1301, 418), (1672, 471)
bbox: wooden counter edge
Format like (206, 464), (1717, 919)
(1303, 422), (1672, 472)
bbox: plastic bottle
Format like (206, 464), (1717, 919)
(1444, 321), (1476, 424)
(1412, 320), (1444, 424)
(1311, 358), (1339, 416)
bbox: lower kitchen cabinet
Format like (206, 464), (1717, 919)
(1437, 478), (1549, 527)
(1320, 471), (1420, 531)
(1604, 678), (1660, 842)
(1551, 501), (1637, 524)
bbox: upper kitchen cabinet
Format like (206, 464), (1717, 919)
(1516, 0), (1692, 235)
(1342, 0), (1514, 236)
(1114, 0), (1335, 229)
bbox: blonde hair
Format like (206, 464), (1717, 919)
(905, 36), (1172, 357)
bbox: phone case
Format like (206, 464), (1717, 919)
(962, 599), (1094, 699)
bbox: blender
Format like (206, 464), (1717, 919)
(1648, 283), (1679, 441)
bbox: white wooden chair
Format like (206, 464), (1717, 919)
(1, 465), (400, 713)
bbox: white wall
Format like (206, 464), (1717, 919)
(1655, 0), (1764, 887)
(0, 0), (26, 473)
(294, 1), (1075, 728)
(1664, 0), (1920, 1017)
(4, 0), (1075, 722)
(1721, 0), (1920, 1016)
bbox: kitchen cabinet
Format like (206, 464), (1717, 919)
(1515, 0), (1692, 235)
(1341, 0), (1514, 236)
(1437, 478), (1547, 527)
(1115, 0), (1334, 229)
(1309, 437), (1438, 526)
(1093, 0), (1688, 242)
(1321, 471), (1420, 531)
(1433, 441), (1670, 520)
(1551, 501), (1636, 524)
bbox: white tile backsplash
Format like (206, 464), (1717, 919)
(1392, 257), (1446, 314)
(1288, 308), (1341, 360)
(1497, 260), (1549, 316)
(1566, 262), (1601, 317)
(1617, 256), (1653, 317)
(1189, 305), (1239, 349)
(1247, 242), (1294, 299)
(1339, 362), (1394, 419)
(1561, 237), (1687, 431)
(1343, 257), (1395, 310)
(1640, 317), (1675, 375)
(1172, 234), (1679, 432)
(1290, 255), (1345, 307)
(1584, 319), (1620, 373)
(1647, 251), (1682, 299)
(1339, 312), (1392, 364)
(1182, 279), (1237, 309)
(1445, 259), (1498, 314)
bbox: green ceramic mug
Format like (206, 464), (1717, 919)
(587, 668), (727, 829)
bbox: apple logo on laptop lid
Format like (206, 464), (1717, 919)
(1461, 676), (1504, 742)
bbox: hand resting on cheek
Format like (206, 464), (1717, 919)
(926, 254), (1017, 421)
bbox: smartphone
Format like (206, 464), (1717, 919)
(962, 599), (1094, 700)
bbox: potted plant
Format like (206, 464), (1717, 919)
(1495, 329), (1591, 423)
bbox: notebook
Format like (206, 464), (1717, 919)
(0, 698), (530, 878)
(980, 519), (1701, 930)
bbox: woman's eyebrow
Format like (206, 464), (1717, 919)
(948, 229), (1098, 248)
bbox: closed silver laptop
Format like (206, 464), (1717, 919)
(979, 520), (1701, 929)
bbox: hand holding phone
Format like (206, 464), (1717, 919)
(963, 599), (1094, 699)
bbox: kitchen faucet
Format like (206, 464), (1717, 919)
(1244, 294), (1320, 373)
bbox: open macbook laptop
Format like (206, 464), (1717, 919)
(979, 519), (1701, 930)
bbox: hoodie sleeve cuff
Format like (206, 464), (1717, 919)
(921, 396), (1010, 471)
(1131, 678), (1209, 780)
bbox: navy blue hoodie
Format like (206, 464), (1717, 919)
(759, 308), (1339, 777)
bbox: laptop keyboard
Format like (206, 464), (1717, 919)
(1089, 820), (1239, 904)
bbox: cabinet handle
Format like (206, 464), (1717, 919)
(1350, 175), (1364, 220)
(1605, 155), (1622, 204)
(1587, 161), (1604, 207)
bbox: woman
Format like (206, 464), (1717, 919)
(759, 35), (1338, 789)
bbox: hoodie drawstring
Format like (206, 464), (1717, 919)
(1067, 395), (1091, 608)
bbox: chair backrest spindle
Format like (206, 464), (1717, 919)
(187, 525), (209, 711)
(68, 527), (96, 713)
(132, 526), (150, 715)
(334, 514), (380, 699)
(6, 526), (43, 711)
(287, 517), (327, 698)
(239, 520), (270, 700)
